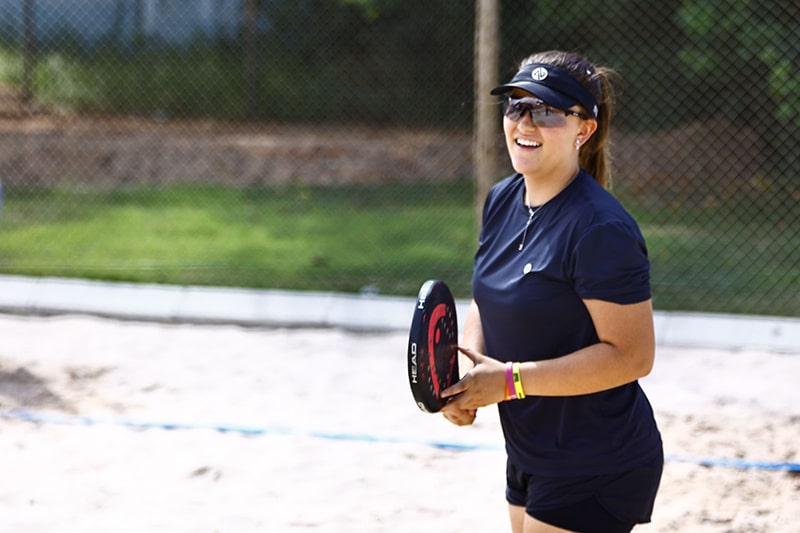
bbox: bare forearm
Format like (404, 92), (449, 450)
(518, 341), (653, 397)
(519, 299), (655, 397)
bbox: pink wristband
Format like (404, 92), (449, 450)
(505, 362), (517, 400)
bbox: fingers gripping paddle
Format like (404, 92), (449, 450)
(407, 280), (459, 413)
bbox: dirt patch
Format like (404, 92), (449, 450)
(0, 118), (477, 187)
(0, 84), (769, 202)
(0, 365), (68, 410)
(0, 85), (474, 188)
(613, 118), (770, 204)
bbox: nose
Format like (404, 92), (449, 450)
(516, 109), (538, 130)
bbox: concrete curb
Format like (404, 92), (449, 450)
(0, 274), (797, 353)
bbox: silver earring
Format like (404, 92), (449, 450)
(575, 139), (581, 150)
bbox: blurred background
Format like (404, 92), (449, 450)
(0, 0), (796, 317)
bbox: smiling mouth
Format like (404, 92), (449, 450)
(515, 139), (541, 148)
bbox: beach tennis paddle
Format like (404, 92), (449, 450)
(407, 280), (459, 413)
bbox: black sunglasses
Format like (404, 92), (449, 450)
(504, 97), (590, 127)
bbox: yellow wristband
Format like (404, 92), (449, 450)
(512, 362), (525, 399)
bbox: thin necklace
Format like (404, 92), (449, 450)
(518, 190), (541, 251)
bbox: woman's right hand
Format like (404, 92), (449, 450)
(440, 346), (508, 426)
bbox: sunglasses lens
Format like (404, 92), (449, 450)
(535, 107), (566, 127)
(507, 99), (540, 121)
(505, 98), (567, 127)
(504, 100), (525, 121)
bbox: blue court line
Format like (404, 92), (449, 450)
(0, 409), (498, 451)
(665, 454), (800, 472)
(2, 409), (799, 472)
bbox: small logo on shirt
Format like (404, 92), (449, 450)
(523, 263), (532, 275)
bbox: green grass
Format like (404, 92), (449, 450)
(0, 182), (478, 298)
(627, 198), (799, 317)
(0, 183), (797, 317)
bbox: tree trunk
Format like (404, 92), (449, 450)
(22, 0), (35, 103)
(473, 0), (500, 231)
(243, 0), (259, 119)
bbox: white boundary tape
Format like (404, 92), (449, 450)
(0, 274), (798, 353)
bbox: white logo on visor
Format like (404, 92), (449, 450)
(530, 67), (548, 81)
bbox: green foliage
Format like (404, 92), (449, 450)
(676, 0), (800, 172)
(338, 0), (381, 20)
(0, 44), (23, 83)
(678, 1), (800, 128)
(0, 2), (476, 127)
(257, 0), (474, 126)
(498, 0), (697, 131)
(27, 42), (246, 118)
(765, 49), (800, 124)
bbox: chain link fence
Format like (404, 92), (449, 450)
(0, 0), (797, 317)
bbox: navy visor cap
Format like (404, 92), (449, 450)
(491, 63), (599, 119)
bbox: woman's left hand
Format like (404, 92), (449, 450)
(440, 346), (507, 411)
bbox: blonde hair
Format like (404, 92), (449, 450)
(520, 50), (616, 189)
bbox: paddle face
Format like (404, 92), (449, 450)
(408, 280), (459, 413)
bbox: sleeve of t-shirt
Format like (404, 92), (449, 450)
(572, 220), (651, 304)
(479, 186), (496, 232)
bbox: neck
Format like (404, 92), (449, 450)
(523, 165), (580, 206)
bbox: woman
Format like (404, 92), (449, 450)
(441, 50), (663, 533)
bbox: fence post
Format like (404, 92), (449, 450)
(22, 0), (35, 103)
(473, 0), (500, 231)
(243, 0), (259, 119)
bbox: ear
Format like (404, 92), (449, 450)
(577, 118), (598, 144)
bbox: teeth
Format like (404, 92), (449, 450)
(516, 139), (541, 147)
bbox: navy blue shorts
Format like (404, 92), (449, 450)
(505, 457), (663, 533)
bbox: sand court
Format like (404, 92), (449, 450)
(0, 313), (798, 532)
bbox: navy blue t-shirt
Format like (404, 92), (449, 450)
(473, 171), (662, 476)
